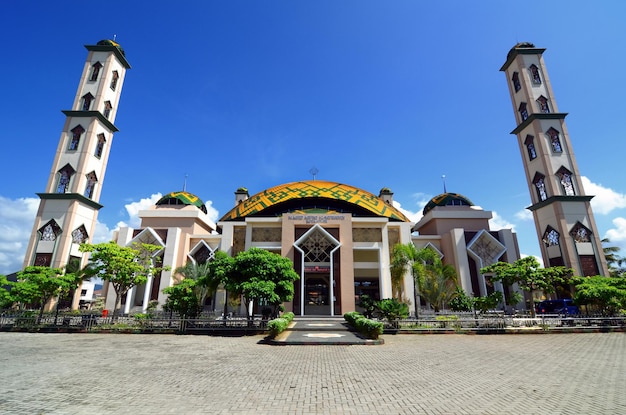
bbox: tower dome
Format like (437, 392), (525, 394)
(155, 191), (208, 214)
(97, 39), (125, 55)
(422, 193), (474, 215)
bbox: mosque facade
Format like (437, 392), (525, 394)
(109, 183), (520, 316)
(22, 40), (607, 315)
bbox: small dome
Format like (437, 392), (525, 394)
(156, 191), (207, 214)
(506, 42), (535, 61)
(422, 193), (474, 215)
(97, 39), (125, 56)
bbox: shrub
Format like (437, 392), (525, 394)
(376, 298), (409, 325)
(267, 317), (289, 338)
(357, 294), (377, 318)
(282, 311), (295, 322)
(355, 318), (384, 339)
(343, 311), (362, 326)
(343, 311), (383, 340)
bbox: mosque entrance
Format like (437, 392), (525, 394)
(294, 224), (340, 316)
(304, 275), (330, 315)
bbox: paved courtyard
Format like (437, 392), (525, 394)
(1, 332), (624, 415)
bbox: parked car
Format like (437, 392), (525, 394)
(535, 299), (579, 315)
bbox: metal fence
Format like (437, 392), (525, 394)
(1, 310), (624, 334)
(387, 312), (626, 332)
(0, 311), (270, 334)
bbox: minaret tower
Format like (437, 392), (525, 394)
(500, 43), (608, 277)
(23, 40), (130, 281)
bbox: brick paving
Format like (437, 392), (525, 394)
(0, 331), (624, 414)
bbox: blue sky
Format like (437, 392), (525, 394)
(1, 1), (625, 274)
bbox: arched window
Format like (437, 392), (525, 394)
(543, 226), (560, 246)
(103, 101), (112, 119)
(71, 225), (89, 244)
(518, 102), (528, 121)
(56, 164), (76, 193)
(82, 93), (94, 111)
(570, 222), (591, 243)
(110, 70), (119, 91)
(529, 64), (541, 84)
(537, 96), (550, 113)
(524, 135), (537, 160)
(547, 127), (562, 152)
(95, 133), (106, 158)
(84, 171), (98, 199)
(512, 72), (521, 92)
(68, 125), (84, 151)
(533, 173), (547, 201)
(90, 62), (102, 82)
(39, 220), (62, 242)
(556, 167), (576, 196)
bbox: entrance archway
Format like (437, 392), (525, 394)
(294, 225), (340, 316)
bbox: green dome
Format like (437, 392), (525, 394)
(97, 39), (125, 56)
(156, 191), (207, 214)
(422, 193), (474, 215)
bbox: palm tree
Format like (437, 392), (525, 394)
(390, 244), (459, 316)
(414, 252), (458, 312)
(174, 261), (212, 311)
(390, 243), (421, 307)
(602, 238), (624, 277)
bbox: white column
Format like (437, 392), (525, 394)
(124, 287), (134, 314)
(142, 276), (153, 312)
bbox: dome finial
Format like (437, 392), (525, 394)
(442, 174), (447, 193)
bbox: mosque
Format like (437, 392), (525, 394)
(21, 40), (608, 316)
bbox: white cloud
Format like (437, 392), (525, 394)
(489, 211), (516, 232)
(604, 217), (626, 251)
(393, 200), (423, 223)
(122, 193), (163, 228)
(0, 196), (39, 274)
(515, 209), (533, 221)
(583, 176), (626, 215)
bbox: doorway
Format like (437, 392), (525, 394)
(304, 275), (330, 315)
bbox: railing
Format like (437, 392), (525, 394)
(385, 312), (626, 332)
(0, 311), (270, 334)
(2, 310), (624, 334)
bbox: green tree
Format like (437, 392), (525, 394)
(226, 247), (299, 321)
(204, 251), (236, 320)
(413, 248), (458, 312)
(390, 243), (423, 314)
(481, 256), (573, 317)
(80, 241), (166, 315)
(163, 278), (203, 318)
(0, 274), (15, 309)
(473, 291), (503, 313)
(391, 244), (459, 314)
(449, 287), (474, 312)
(572, 275), (626, 315)
(12, 266), (77, 323)
(390, 243), (418, 301)
(173, 261), (212, 311)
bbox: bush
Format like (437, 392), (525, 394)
(376, 298), (409, 325)
(282, 311), (295, 322)
(343, 311), (362, 326)
(267, 317), (289, 338)
(355, 318), (384, 339)
(357, 294), (377, 318)
(343, 311), (383, 340)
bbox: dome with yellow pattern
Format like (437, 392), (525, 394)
(220, 180), (410, 222)
(156, 191), (207, 214)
